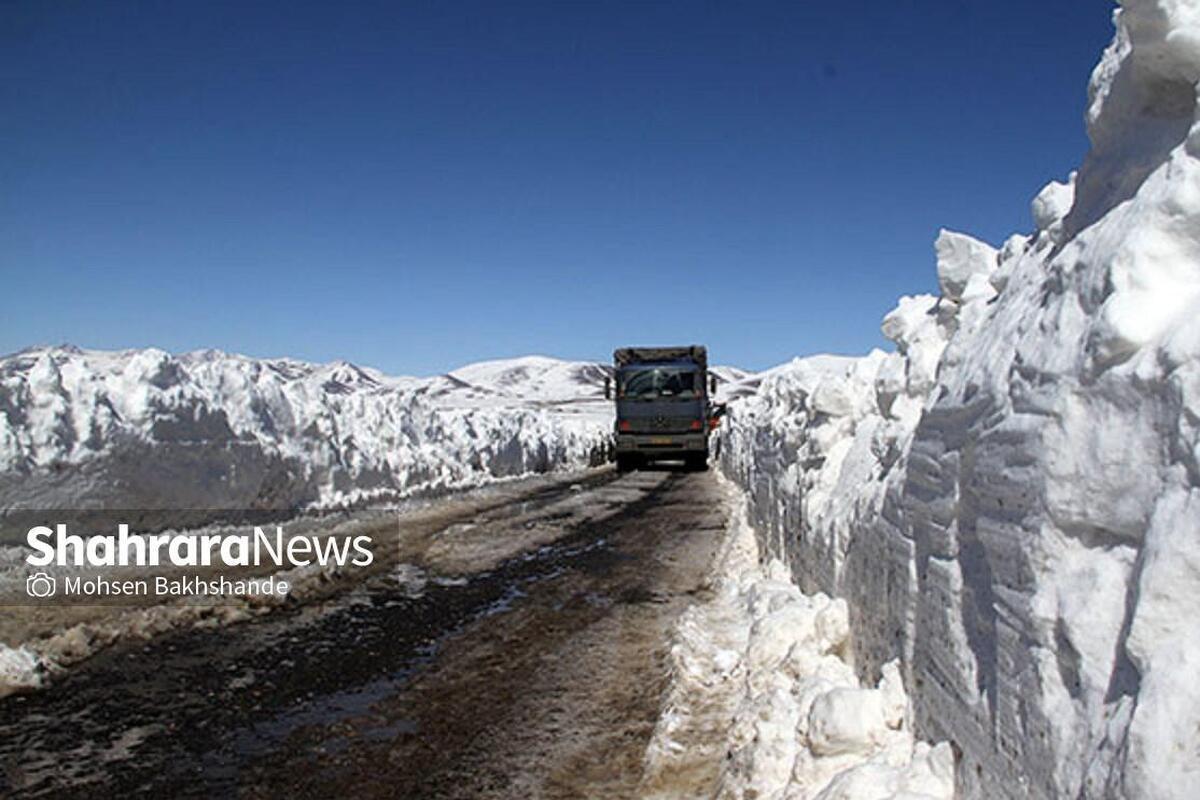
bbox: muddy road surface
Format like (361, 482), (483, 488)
(0, 467), (731, 799)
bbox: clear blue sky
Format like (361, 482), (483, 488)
(3, 1), (1116, 375)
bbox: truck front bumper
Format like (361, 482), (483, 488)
(614, 432), (707, 455)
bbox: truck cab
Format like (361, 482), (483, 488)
(606, 345), (717, 472)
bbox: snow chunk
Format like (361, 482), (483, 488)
(1091, 152), (1200, 366)
(880, 294), (949, 398)
(934, 230), (997, 302)
(0, 644), (44, 696)
(1031, 173), (1076, 241)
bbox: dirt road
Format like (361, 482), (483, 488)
(0, 467), (731, 799)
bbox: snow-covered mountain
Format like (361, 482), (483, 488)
(416, 355), (615, 426)
(0, 346), (614, 519)
(422, 355), (747, 408)
(717, 3), (1200, 797)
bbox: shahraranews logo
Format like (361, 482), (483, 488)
(23, 524), (375, 600)
(27, 524), (373, 568)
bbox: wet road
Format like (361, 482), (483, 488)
(0, 467), (729, 799)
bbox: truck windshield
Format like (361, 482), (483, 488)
(619, 368), (699, 398)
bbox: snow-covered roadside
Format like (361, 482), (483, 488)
(0, 596), (267, 699)
(0, 348), (617, 696)
(0, 346), (613, 517)
(642, 484), (955, 800)
(715, 2), (1200, 797)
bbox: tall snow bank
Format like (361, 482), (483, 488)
(718, 3), (1200, 797)
(0, 347), (611, 517)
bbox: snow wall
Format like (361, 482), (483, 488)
(0, 346), (610, 522)
(718, 3), (1200, 797)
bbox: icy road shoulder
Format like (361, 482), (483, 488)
(642, 478), (955, 800)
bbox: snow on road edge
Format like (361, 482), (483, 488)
(642, 482), (955, 800)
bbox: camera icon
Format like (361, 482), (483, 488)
(26, 572), (56, 599)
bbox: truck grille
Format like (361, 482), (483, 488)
(625, 416), (697, 434)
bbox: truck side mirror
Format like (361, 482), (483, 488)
(604, 377), (611, 400)
(709, 375), (717, 395)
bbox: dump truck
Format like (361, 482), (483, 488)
(604, 345), (723, 472)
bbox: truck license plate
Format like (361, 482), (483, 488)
(650, 437), (673, 445)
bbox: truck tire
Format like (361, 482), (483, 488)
(686, 453), (709, 472)
(616, 454), (638, 473)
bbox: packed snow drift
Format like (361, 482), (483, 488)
(0, 347), (614, 521)
(642, 491), (955, 800)
(717, 2), (1200, 797)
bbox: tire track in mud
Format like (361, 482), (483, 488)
(0, 467), (729, 799)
